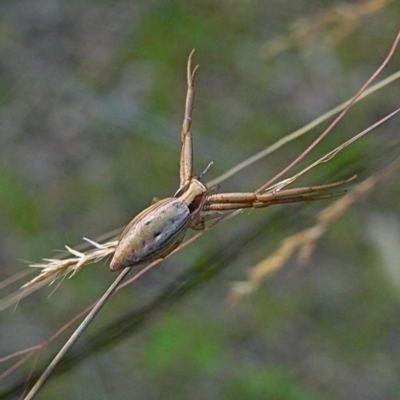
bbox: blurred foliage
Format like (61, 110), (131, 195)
(0, 1), (400, 399)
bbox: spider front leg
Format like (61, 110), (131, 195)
(203, 177), (354, 212)
(179, 49), (199, 188)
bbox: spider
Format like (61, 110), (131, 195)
(110, 50), (349, 271)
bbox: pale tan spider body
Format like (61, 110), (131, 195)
(110, 181), (207, 271)
(110, 51), (347, 271)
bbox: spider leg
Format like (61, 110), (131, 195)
(263, 176), (356, 195)
(203, 191), (346, 211)
(203, 177), (354, 211)
(180, 49), (199, 187)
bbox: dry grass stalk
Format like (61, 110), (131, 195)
(228, 158), (400, 304)
(22, 238), (117, 288)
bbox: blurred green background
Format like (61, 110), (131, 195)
(0, 1), (400, 399)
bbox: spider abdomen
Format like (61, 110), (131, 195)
(110, 198), (190, 271)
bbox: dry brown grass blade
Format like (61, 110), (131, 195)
(22, 267), (132, 400)
(257, 29), (400, 193)
(228, 157), (400, 305)
(263, 107), (400, 193)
